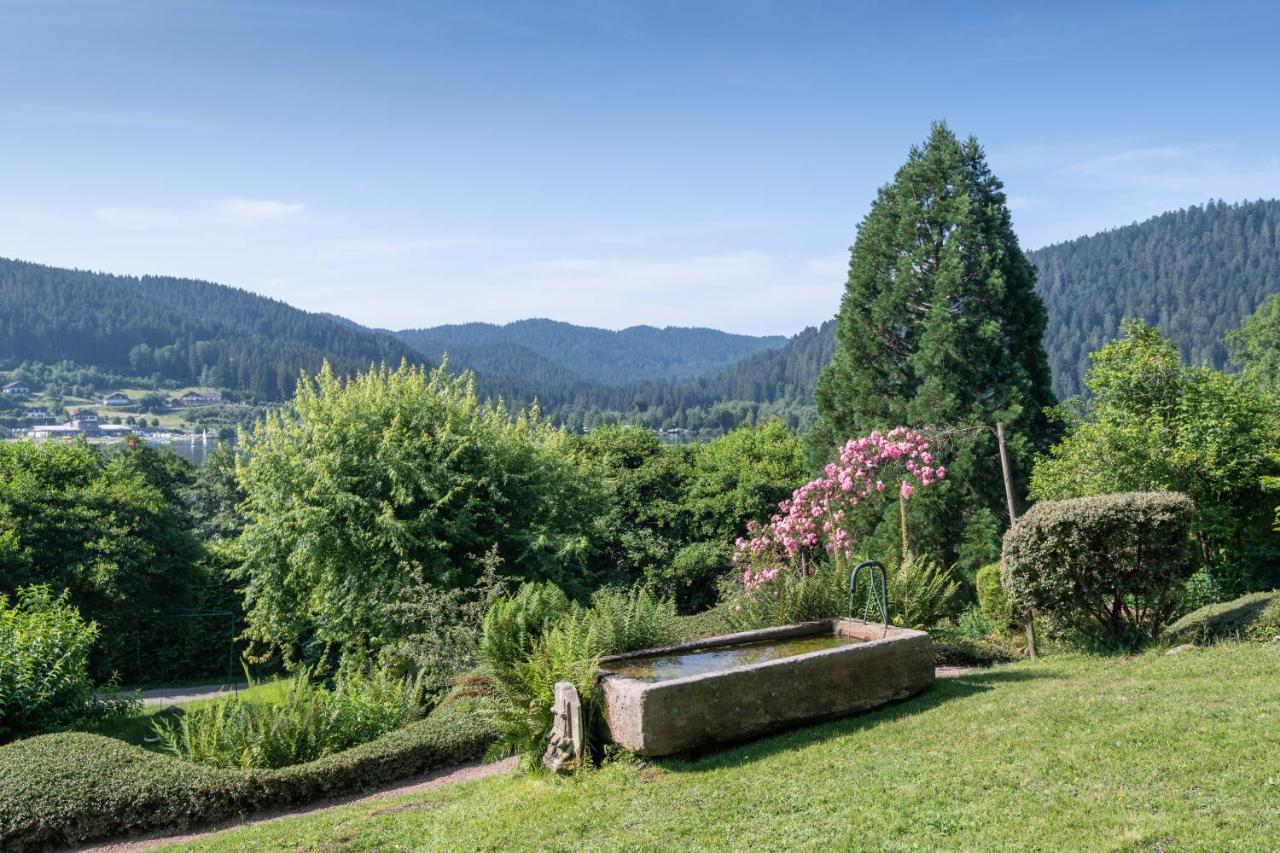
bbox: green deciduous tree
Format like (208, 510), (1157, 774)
(577, 421), (810, 612)
(810, 122), (1056, 571)
(1227, 291), (1280, 399)
(578, 425), (695, 592)
(1031, 320), (1280, 591)
(0, 441), (216, 683)
(233, 361), (600, 667)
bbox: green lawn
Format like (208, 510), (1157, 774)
(81, 680), (288, 750)
(181, 645), (1280, 850)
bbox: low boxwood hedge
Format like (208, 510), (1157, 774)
(1163, 591), (1280, 645)
(930, 627), (1019, 667)
(0, 695), (497, 851)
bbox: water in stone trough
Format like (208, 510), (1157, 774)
(602, 633), (864, 682)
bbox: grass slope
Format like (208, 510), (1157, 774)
(187, 645), (1280, 850)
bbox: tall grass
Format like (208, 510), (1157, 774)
(153, 668), (425, 769)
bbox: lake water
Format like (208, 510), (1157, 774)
(601, 633), (863, 682)
(148, 438), (225, 465)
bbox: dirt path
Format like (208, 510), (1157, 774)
(935, 665), (977, 678)
(99, 683), (250, 707)
(80, 756), (519, 851)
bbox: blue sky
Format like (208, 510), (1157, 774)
(2, 1), (1279, 335)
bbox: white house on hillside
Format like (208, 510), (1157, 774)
(175, 390), (223, 407)
(2, 381), (30, 394)
(103, 392), (131, 406)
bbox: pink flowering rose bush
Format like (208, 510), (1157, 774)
(733, 428), (945, 590)
(725, 428), (956, 629)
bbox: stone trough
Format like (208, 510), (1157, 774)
(597, 618), (934, 756)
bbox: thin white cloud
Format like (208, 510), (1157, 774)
(212, 198), (304, 223)
(1056, 142), (1280, 198)
(1063, 145), (1199, 176)
(94, 197), (304, 231)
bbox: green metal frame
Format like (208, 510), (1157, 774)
(148, 610), (238, 686)
(849, 560), (889, 628)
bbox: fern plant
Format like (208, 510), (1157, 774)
(153, 666), (427, 769)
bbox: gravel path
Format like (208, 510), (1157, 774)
(935, 665), (977, 678)
(100, 684), (249, 707)
(79, 756), (519, 851)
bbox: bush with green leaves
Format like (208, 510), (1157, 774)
(721, 559), (848, 631)
(153, 668), (425, 769)
(485, 607), (603, 768)
(0, 691), (496, 851)
(478, 581), (572, 678)
(234, 361), (601, 669)
(1002, 491), (1196, 648)
(1032, 320), (1280, 592)
(886, 554), (960, 629)
(956, 606), (996, 641)
(1177, 568), (1231, 617)
(929, 625), (1020, 667)
(0, 586), (101, 740)
(587, 587), (680, 656)
(1162, 591), (1280, 645)
(975, 562), (1015, 632)
(579, 420), (808, 612)
(377, 548), (510, 703)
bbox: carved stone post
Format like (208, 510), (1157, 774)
(542, 681), (584, 773)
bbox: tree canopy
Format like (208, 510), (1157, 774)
(810, 122), (1057, 571)
(1031, 320), (1280, 591)
(232, 361), (600, 665)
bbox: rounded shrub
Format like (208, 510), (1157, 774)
(1001, 491), (1196, 648)
(1162, 591), (1280, 645)
(975, 563), (1014, 632)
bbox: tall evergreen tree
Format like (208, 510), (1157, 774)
(810, 122), (1056, 571)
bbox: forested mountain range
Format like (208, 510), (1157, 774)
(1028, 199), (1280, 397)
(2, 198), (1277, 430)
(395, 319), (786, 385)
(0, 258), (420, 401)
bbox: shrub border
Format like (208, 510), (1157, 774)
(0, 696), (497, 851)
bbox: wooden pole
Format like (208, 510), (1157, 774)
(996, 422), (1037, 658)
(996, 422), (1018, 525)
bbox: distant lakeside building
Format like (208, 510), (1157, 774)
(2, 381), (30, 394)
(103, 392), (131, 406)
(29, 410), (131, 438)
(174, 390), (223, 407)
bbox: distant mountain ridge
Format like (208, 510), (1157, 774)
(0, 257), (419, 400)
(396, 319), (787, 385)
(1028, 198), (1280, 397)
(3, 198), (1278, 428)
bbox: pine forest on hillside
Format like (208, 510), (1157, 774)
(2, 199), (1279, 432)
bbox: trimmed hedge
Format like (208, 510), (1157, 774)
(1163, 591), (1280, 645)
(1002, 491), (1195, 647)
(975, 563), (1014, 631)
(0, 695), (497, 851)
(930, 627), (1019, 667)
